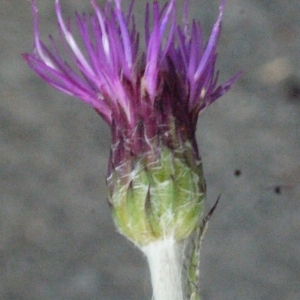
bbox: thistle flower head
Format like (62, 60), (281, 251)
(23, 0), (239, 246)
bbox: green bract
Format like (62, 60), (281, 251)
(107, 143), (205, 247)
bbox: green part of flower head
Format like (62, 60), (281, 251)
(108, 142), (205, 247)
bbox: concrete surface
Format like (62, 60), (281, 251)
(1, 0), (300, 299)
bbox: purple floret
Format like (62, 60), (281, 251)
(23, 0), (239, 129)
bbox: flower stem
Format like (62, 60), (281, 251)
(142, 238), (184, 300)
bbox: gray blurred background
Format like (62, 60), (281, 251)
(1, 0), (300, 299)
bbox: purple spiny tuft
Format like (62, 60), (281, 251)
(23, 0), (239, 130)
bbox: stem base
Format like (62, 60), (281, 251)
(142, 238), (184, 300)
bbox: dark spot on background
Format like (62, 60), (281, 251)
(274, 186), (281, 195)
(284, 76), (300, 100)
(234, 169), (241, 177)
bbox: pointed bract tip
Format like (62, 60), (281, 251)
(114, 0), (121, 10)
(30, 0), (38, 14)
(90, 0), (97, 9)
(220, 0), (226, 15)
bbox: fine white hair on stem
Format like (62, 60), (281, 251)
(142, 237), (185, 300)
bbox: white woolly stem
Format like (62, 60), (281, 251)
(142, 238), (184, 300)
